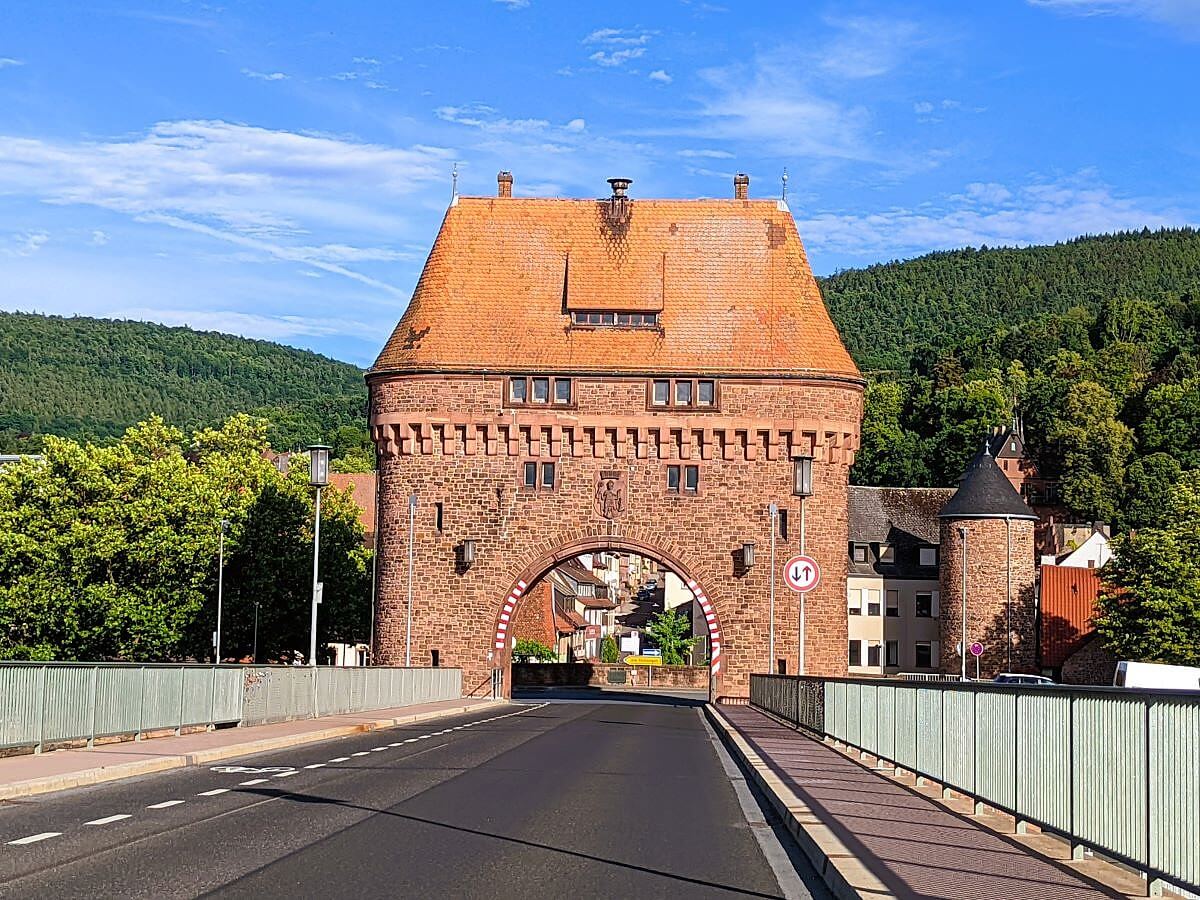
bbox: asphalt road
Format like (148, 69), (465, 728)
(0, 697), (829, 899)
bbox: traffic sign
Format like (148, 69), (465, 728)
(624, 655), (663, 667)
(783, 555), (821, 592)
(969, 641), (984, 658)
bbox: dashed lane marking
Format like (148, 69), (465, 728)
(8, 833), (61, 845)
(198, 789), (229, 796)
(84, 815), (131, 826)
(303, 763), (326, 769)
(329, 757), (350, 763)
(273, 771), (298, 778)
(351, 751), (370, 757)
(403, 738), (418, 743)
(147, 800), (185, 809)
(239, 779), (269, 786)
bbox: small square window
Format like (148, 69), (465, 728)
(866, 591), (881, 616)
(878, 544), (894, 564)
(848, 589), (862, 615)
(522, 462), (537, 487)
(698, 380), (715, 405)
(652, 380), (670, 406)
(885, 640), (899, 667)
(848, 641), (861, 667)
(616, 313), (632, 325)
(919, 546), (937, 567)
(601, 312), (616, 325)
(684, 465), (699, 492)
(851, 544), (868, 563)
(531, 378), (549, 403)
(554, 378), (572, 404)
(510, 378), (527, 403)
(541, 462), (556, 488)
(915, 641), (933, 668)
(666, 465), (681, 492)
(886, 590), (899, 617)
(915, 593), (933, 618)
(675, 380), (693, 405)
(588, 312), (602, 325)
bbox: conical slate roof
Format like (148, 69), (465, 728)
(938, 446), (1038, 520)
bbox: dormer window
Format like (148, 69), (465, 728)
(508, 376), (572, 407)
(878, 544), (894, 564)
(571, 311), (658, 328)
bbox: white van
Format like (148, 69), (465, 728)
(1113, 661), (1200, 691)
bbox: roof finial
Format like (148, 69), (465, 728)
(451, 162), (459, 200)
(781, 167), (789, 202)
(983, 436), (992, 457)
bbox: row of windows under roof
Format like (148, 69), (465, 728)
(521, 461), (701, 494)
(506, 376), (718, 410)
(849, 543), (938, 567)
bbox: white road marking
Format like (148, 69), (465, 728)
(8, 832), (61, 845)
(404, 738), (418, 743)
(84, 814), (131, 826)
(239, 779), (269, 786)
(389, 742), (404, 747)
(147, 800), (185, 809)
(417, 735), (430, 740)
(370, 747), (387, 752)
(303, 763), (326, 769)
(352, 751), (370, 757)
(198, 789), (229, 796)
(273, 770), (298, 778)
(329, 756), (350, 763)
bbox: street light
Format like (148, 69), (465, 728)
(959, 525), (969, 681)
(307, 445), (331, 667)
(793, 455), (814, 676)
(215, 518), (230, 663)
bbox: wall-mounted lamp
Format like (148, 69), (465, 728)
(742, 541), (756, 568)
(793, 455), (814, 498)
(462, 539), (477, 567)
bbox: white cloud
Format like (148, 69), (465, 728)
(5, 231), (48, 257)
(111, 307), (372, 342)
(648, 69), (673, 83)
(797, 172), (1188, 261)
(563, 118), (586, 132)
(436, 104), (550, 134)
(0, 58), (23, 69)
(678, 149), (734, 159)
(90, 229), (109, 246)
(584, 28), (654, 67)
(589, 47), (646, 67)
(816, 16), (927, 79)
(914, 101), (934, 114)
(493, 0), (529, 8)
(0, 120), (452, 292)
(1028, 0), (1200, 33)
(241, 69), (288, 81)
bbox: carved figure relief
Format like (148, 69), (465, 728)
(594, 470), (627, 520)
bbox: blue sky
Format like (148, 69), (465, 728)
(1, 0), (1197, 366)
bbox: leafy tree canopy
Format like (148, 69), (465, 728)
(645, 608), (696, 666)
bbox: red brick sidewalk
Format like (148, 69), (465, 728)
(716, 705), (1142, 900)
(0, 697), (500, 801)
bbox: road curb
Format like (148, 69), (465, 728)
(0, 699), (506, 802)
(704, 703), (890, 900)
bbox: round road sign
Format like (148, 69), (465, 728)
(969, 641), (984, 657)
(783, 555), (821, 592)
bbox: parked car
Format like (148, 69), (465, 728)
(1114, 661), (1200, 690)
(993, 673), (1055, 685)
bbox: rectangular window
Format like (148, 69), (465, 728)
(776, 659), (787, 675)
(886, 589), (899, 617)
(652, 380), (670, 406)
(523, 461), (537, 487)
(919, 546), (938, 567)
(848, 589), (862, 616)
(852, 544), (868, 563)
(510, 378), (527, 403)
(675, 380), (693, 405)
(531, 377), (549, 403)
(867, 643), (881, 668)
(848, 641), (861, 667)
(666, 465), (681, 493)
(885, 640), (899, 667)
(778, 508), (789, 542)
(554, 378), (572, 404)
(878, 544), (894, 564)
(431, 649), (440, 667)
(435, 502), (444, 533)
(616, 313), (632, 326)
(698, 380), (715, 406)
(915, 641), (933, 669)
(866, 590), (881, 616)
(541, 461), (556, 488)
(601, 312), (616, 325)
(684, 465), (699, 493)
(915, 592), (933, 618)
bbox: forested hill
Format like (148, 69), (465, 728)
(0, 312), (367, 452)
(819, 227), (1200, 373)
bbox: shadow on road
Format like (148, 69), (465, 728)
(512, 686), (707, 706)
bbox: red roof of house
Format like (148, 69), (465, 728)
(328, 473), (377, 540)
(1041, 564), (1103, 669)
(371, 191), (859, 379)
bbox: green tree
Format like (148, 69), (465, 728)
(852, 381), (929, 487)
(1140, 377), (1200, 470)
(1094, 471), (1200, 665)
(645, 608), (696, 666)
(926, 376), (1009, 485)
(600, 634), (620, 663)
(1121, 453), (1184, 533)
(1044, 381), (1133, 521)
(513, 638), (557, 663)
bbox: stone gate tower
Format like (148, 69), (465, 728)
(938, 446), (1038, 679)
(367, 174), (863, 698)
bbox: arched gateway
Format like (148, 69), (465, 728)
(368, 173), (863, 699)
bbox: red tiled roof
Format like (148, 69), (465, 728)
(328, 473), (377, 539)
(1040, 565), (1103, 669)
(372, 194), (860, 378)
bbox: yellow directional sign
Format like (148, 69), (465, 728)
(623, 655), (663, 667)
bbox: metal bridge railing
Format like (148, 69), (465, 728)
(0, 662), (463, 751)
(750, 673), (1200, 898)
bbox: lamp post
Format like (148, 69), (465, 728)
(307, 445), (331, 667)
(768, 504), (778, 673)
(793, 455), (813, 674)
(406, 493), (416, 667)
(215, 519), (229, 663)
(252, 601), (260, 664)
(959, 525), (968, 681)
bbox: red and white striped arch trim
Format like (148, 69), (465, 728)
(495, 580), (528, 650)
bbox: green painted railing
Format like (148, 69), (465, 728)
(750, 674), (1200, 898)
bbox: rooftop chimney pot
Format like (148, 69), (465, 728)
(607, 177), (632, 198)
(734, 172), (750, 200)
(497, 171), (513, 198)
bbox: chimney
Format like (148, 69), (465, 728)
(497, 171), (513, 198)
(607, 177), (632, 197)
(733, 172), (749, 200)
